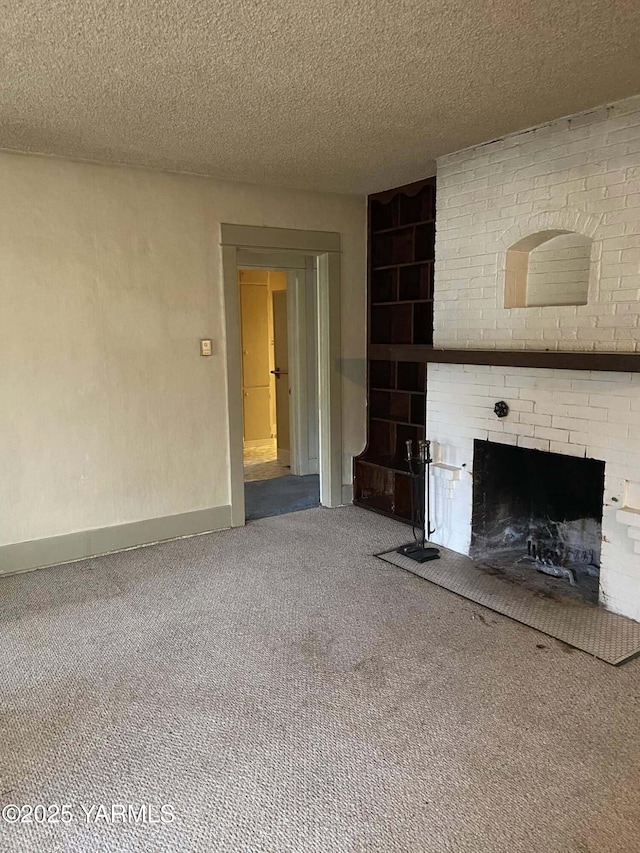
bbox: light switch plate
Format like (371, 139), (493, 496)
(200, 339), (213, 357)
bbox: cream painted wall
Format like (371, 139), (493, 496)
(0, 151), (366, 546)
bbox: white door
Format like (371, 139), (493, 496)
(271, 289), (290, 466)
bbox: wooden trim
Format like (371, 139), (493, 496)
(221, 245), (246, 527)
(368, 345), (640, 372)
(352, 499), (413, 526)
(222, 226), (344, 525)
(221, 224), (340, 253)
(369, 175), (436, 204)
(0, 506), (233, 575)
(317, 251), (343, 508)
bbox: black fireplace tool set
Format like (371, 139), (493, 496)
(396, 439), (440, 563)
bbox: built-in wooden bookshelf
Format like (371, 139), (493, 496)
(353, 177), (435, 522)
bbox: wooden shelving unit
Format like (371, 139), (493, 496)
(353, 178), (436, 522)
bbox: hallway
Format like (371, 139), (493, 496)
(244, 473), (320, 520)
(243, 437), (319, 522)
(243, 441), (289, 482)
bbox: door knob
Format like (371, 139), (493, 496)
(270, 368), (288, 377)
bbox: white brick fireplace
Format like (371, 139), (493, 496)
(428, 96), (640, 622)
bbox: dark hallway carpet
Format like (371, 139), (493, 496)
(244, 473), (320, 520)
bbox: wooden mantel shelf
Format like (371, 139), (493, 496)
(368, 344), (640, 373)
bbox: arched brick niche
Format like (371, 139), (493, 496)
(504, 230), (593, 308)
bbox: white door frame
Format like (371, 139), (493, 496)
(285, 267), (306, 475)
(221, 225), (342, 526)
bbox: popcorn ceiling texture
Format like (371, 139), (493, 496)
(1, 0), (640, 193)
(434, 96), (640, 351)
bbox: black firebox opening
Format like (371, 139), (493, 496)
(471, 440), (605, 598)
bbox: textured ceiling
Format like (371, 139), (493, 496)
(1, 0), (639, 194)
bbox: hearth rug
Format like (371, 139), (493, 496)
(376, 545), (640, 666)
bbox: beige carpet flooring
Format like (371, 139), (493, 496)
(1, 506), (639, 852)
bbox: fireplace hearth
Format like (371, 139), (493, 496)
(471, 441), (605, 602)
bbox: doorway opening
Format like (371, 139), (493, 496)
(238, 263), (320, 521)
(239, 269), (290, 482)
(221, 224), (343, 527)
